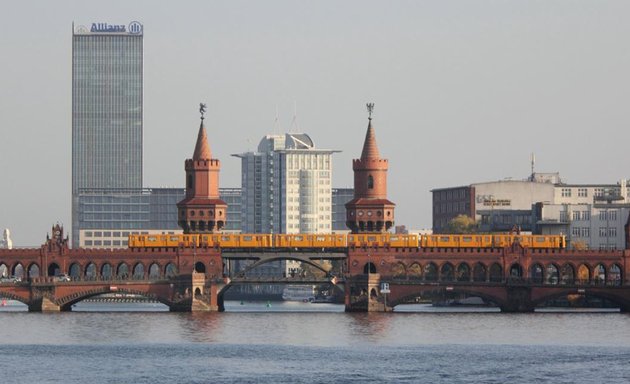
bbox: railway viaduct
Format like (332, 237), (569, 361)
(0, 230), (629, 312)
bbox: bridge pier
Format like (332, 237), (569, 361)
(168, 272), (225, 312)
(28, 297), (63, 312)
(345, 273), (391, 312)
(501, 286), (535, 313)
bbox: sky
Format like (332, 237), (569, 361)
(1, 1), (629, 246)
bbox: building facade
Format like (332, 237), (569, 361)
(76, 187), (241, 249)
(332, 188), (354, 231)
(72, 21), (144, 247)
(234, 133), (339, 234)
(432, 174), (558, 233)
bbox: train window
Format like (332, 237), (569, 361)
(295, 236), (303, 241)
(368, 236), (376, 242)
(484, 236), (490, 242)
(316, 236), (325, 241)
(536, 237), (545, 243)
(170, 236), (179, 241)
(243, 236), (252, 241)
(348, 236), (354, 241)
(440, 236), (450, 242)
(462, 236), (472, 242)
(148, 236), (157, 242)
(390, 236), (399, 241)
(221, 236), (230, 241)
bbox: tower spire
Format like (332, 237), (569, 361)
(193, 103), (211, 160)
(360, 103), (380, 160)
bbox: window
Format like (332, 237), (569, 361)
(367, 175), (374, 189)
(561, 188), (572, 197)
(609, 227), (617, 237)
(581, 211), (590, 221)
(610, 211), (617, 221)
(578, 188), (587, 197)
(572, 211), (580, 221)
(572, 227), (580, 237)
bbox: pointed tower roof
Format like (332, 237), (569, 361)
(192, 120), (212, 160)
(360, 117), (380, 160)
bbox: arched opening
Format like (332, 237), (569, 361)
(13, 264), (24, 279)
(546, 264), (559, 285)
(149, 263), (160, 279)
(610, 264), (622, 286)
(28, 263), (40, 278)
(473, 263), (487, 282)
(408, 263), (422, 279)
(85, 263), (97, 280)
(194, 287), (203, 299)
(165, 263), (177, 278)
(456, 263), (470, 282)
(560, 264), (575, 285)
(594, 264), (606, 285)
(391, 262), (406, 278)
(577, 264), (590, 285)
(424, 263), (438, 282)
(489, 263), (502, 282)
(47, 263), (61, 277)
(440, 263), (454, 282)
(530, 264), (544, 284)
(0, 263), (8, 277)
(133, 263), (145, 279)
(101, 263), (113, 279)
(509, 264), (523, 279)
(367, 175), (374, 189)
(69, 263), (81, 279)
(364, 262), (377, 274)
(194, 262), (206, 273)
(117, 263), (129, 279)
(370, 288), (378, 299)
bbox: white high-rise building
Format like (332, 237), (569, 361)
(234, 133), (339, 234)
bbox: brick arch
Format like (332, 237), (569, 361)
(545, 263), (560, 285)
(439, 262), (455, 282)
(472, 262), (487, 282)
(0, 289), (30, 305)
(577, 263), (591, 284)
(69, 262), (82, 278)
(387, 285), (505, 309)
(390, 262), (406, 278)
(408, 262), (422, 278)
(531, 289), (630, 311)
(132, 262), (145, 279)
(148, 262), (161, 279)
(27, 262), (41, 278)
(56, 286), (175, 310)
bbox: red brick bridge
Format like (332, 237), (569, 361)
(1, 233), (628, 312)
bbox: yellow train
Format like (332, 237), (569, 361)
(128, 233), (566, 250)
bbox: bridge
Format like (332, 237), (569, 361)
(1, 231), (629, 312)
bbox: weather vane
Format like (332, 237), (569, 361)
(366, 102), (374, 119)
(199, 103), (207, 120)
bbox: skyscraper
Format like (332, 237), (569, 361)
(71, 21), (144, 247)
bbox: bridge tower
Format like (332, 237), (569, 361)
(345, 104), (396, 312)
(177, 107), (227, 233)
(345, 103), (395, 233)
(174, 105), (227, 311)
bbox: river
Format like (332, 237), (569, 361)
(0, 301), (629, 383)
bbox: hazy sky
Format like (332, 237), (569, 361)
(1, 1), (629, 245)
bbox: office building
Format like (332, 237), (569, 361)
(234, 133), (339, 234)
(72, 21), (144, 247)
(76, 187), (241, 249)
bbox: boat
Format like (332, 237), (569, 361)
(282, 285), (316, 302)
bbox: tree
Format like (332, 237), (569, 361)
(445, 214), (478, 234)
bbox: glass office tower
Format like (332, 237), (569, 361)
(72, 22), (144, 247)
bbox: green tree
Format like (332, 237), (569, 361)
(445, 214), (478, 234)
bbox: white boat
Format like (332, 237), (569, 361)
(282, 285), (316, 302)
